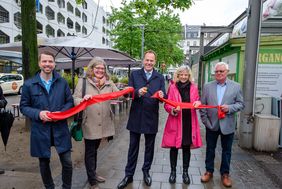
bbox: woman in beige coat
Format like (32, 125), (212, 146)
(73, 57), (119, 189)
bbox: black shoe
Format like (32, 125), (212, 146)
(117, 176), (133, 189)
(182, 171), (190, 185)
(0, 169), (4, 174)
(143, 171), (152, 186)
(169, 170), (176, 184)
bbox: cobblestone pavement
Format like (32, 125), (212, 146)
(65, 107), (281, 189)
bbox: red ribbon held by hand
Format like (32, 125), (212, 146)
(47, 87), (134, 121)
(151, 91), (225, 119)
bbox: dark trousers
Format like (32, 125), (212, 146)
(39, 150), (72, 189)
(125, 131), (156, 176)
(170, 146), (191, 171)
(205, 128), (234, 175)
(84, 138), (101, 186)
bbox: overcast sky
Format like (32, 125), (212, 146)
(96, 0), (249, 26)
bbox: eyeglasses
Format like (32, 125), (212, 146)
(214, 70), (226, 74)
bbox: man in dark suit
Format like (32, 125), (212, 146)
(117, 50), (166, 189)
(200, 62), (244, 187)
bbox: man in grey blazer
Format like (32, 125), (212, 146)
(200, 62), (244, 187)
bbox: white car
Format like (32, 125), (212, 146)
(0, 73), (24, 95)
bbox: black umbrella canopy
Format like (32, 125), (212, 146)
(0, 110), (14, 151)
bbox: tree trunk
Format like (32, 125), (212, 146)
(21, 0), (38, 130)
(21, 0), (38, 79)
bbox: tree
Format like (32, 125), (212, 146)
(21, 0), (38, 79)
(109, 0), (192, 67)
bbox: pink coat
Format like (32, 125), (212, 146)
(161, 81), (202, 149)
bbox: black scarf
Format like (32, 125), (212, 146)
(176, 81), (190, 102)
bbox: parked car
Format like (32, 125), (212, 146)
(0, 73), (24, 95)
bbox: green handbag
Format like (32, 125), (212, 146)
(70, 120), (83, 141)
(70, 77), (86, 141)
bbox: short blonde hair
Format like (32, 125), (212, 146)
(173, 65), (193, 83)
(86, 57), (110, 79)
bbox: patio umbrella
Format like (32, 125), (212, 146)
(0, 36), (140, 90)
(0, 110), (14, 151)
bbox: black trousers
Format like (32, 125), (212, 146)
(170, 146), (191, 170)
(125, 131), (156, 176)
(84, 138), (101, 186)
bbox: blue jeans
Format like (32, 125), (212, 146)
(39, 150), (72, 189)
(205, 128), (234, 175)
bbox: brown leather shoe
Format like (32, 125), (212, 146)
(90, 184), (100, 189)
(221, 174), (232, 187)
(201, 172), (213, 183)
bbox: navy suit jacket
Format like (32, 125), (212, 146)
(126, 68), (166, 134)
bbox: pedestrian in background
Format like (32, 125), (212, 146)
(73, 57), (119, 189)
(117, 50), (166, 189)
(200, 62), (244, 187)
(162, 65), (202, 185)
(0, 85), (7, 175)
(20, 51), (74, 189)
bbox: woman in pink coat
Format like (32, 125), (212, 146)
(162, 65), (202, 185)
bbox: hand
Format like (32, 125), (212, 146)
(158, 91), (164, 98)
(220, 104), (229, 113)
(138, 87), (148, 96)
(173, 106), (181, 114)
(193, 101), (201, 108)
(83, 94), (92, 101)
(39, 110), (52, 122)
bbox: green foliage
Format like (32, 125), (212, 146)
(111, 75), (119, 83)
(75, 0), (84, 4)
(62, 73), (78, 89)
(119, 76), (129, 84)
(109, 0), (189, 68)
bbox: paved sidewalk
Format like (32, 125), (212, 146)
(69, 107), (281, 189)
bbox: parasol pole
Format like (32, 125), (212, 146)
(71, 47), (76, 94)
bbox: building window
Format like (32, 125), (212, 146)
(46, 6), (55, 20)
(57, 13), (65, 24)
(67, 18), (73, 29)
(102, 37), (105, 44)
(187, 41), (190, 46)
(48, 0), (55, 2)
(57, 0), (65, 8)
(67, 33), (72, 36)
(102, 27), (106, 34)
(14, 0), (21, 6)
(0, 6), (9, 23)
(57, 29), (65, 37)
(82, 1), (87, 9)
(14, 34), (21, 42)
(14, 12), (21, 29)
(102, 16), (106, 24)
(75, 8), (81, 18)
(67, 2), (74, 13)
(46, 25), (55, 37)
(37, 21), (43, 33)
(82, 13), (87, 22)
(193, 41), (197, 46)
(0, 30), (10, 44)
(82, 26), (87, 35)
(39, 3), (43, 13)
(75, 22), (81, 32)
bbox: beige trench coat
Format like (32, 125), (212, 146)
(73, 77), (119, 140)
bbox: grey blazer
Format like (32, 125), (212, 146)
(200, 79), (244, 135)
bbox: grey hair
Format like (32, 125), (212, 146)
(86, 57), (110, 79)
(215, 62), (229, 70)
(173, 65), (194, 83)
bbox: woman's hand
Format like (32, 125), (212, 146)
(138, 87), (148, 96)
(193, 101), (201, 108)
(83, 94), (92, 101)
(173, 106), (181, 114)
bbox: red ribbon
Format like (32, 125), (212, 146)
(47, 87), (134, 121)
(151, 91), (225, 119)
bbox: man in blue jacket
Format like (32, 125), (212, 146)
(117, 50), (166, 189)
(20, 51), (74, 189)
